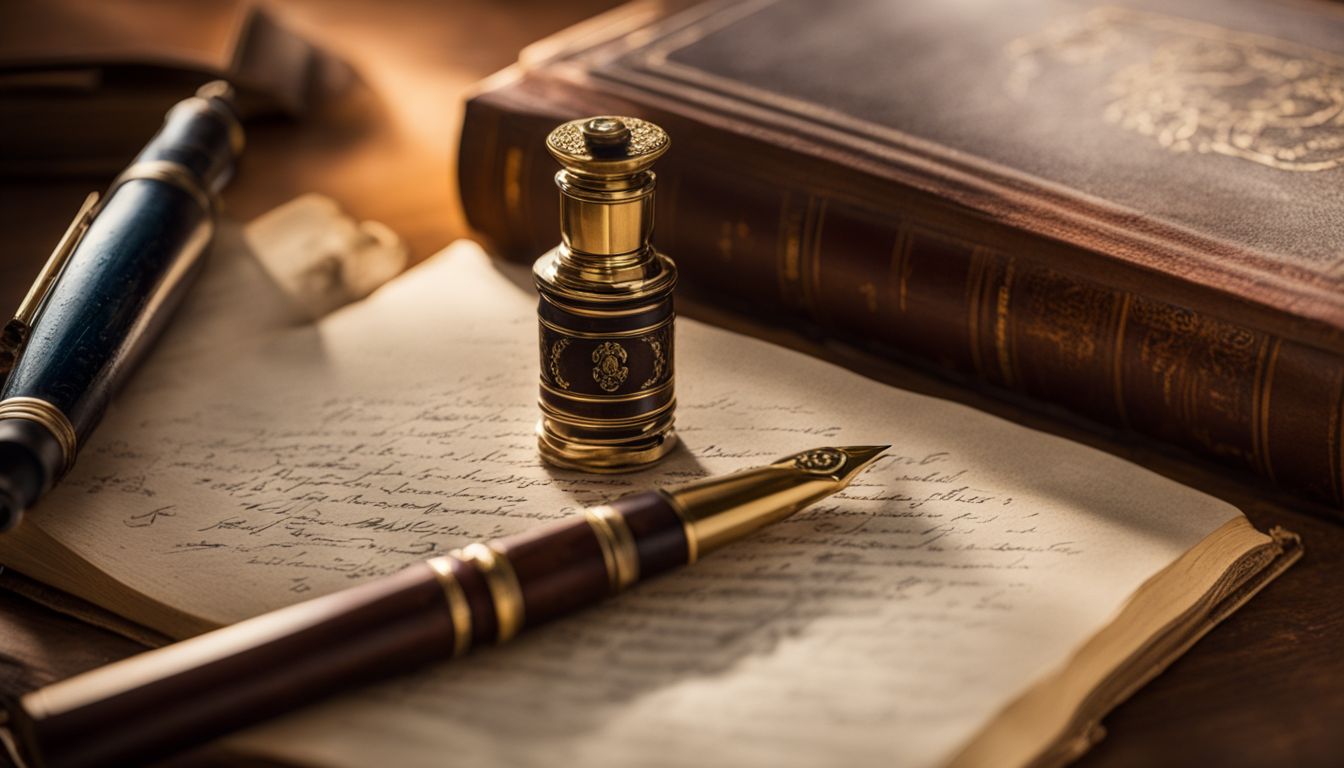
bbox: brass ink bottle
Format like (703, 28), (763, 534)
(534, 116), (676, 472)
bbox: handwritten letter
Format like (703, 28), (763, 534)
(33, 243), (1241, 767)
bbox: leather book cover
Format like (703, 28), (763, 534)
(459, 0), (1344, 513)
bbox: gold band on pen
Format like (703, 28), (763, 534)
(0, 397), (77, 476)
(659, 490), (699, 565)
(110, 160), (214, 215)
(584, 506), (640, 593)
(458, 542), (524, 643)
(426, 557), (473, 657)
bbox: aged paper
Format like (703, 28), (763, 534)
(31, 241), (1242, 767)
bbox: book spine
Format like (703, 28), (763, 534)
(460, 92), (1344, 512)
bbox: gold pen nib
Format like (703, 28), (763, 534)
(667, 445), (890, 560)
(770, 445), (890, 484)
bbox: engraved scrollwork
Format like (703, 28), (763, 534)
(592, 341), (629, 393)
(548, 117), (669, 160)
(1129, 297), (1263, 456)
(548, 338), (572, 390)
(1021, 268), (1114, 371)
(640, 333), (668, 389)
(1007, 7), (1344, 172)
(793, 448), (845, 473)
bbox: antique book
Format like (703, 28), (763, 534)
(458, 0), (1344, 513)
(0, 235), (1299, 767)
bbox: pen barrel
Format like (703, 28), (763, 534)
(0, 86), (241, 512)
(6, 563), (459, 768)
(3, 491), (693, 768)
(482, 490), (692, 637)
(1, 181), (213, 438)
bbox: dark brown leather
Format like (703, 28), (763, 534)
(459, 0), (1344, 512)
(9, 563), (457, 768)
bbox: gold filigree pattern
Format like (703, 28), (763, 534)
(1021, 268), (1114, 370)
(592, 341), (629, 393)
(1008, 7), (1344, 172)
(548, 338), (571, 390)
(1129, 297), (1262, 457)
(547, 117), (668, 161)
(640, 334), (667, 389)
(793, 448), (844, 473)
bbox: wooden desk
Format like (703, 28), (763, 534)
(1, 2), (1341, 766)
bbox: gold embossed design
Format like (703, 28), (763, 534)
(1128, 297), (1264, 459)
(640, 334), (667, 389)
(1007, 7), (1344, 172)
(548, 117), (668, 162)
(547, 338), (571, 390)
(793, 448), (844, 473)
(591, 341), (629, 393)
(1021, 268), (1113, 371)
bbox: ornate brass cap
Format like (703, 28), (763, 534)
(546, 116), (670, 177)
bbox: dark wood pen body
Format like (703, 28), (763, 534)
(614, 490), (692, 578)
(10, 564), (457, 768)
(496, 490), (691, 631)
(8, 492), (691, 768)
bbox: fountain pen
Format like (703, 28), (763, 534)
(0, 81), (243, 531)
(2, 446), (886, 768)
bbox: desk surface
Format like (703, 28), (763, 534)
(1, 2), (1342, 766)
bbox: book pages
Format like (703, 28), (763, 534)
(28, 241), (1246, 767)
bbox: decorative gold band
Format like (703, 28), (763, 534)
(111, 160), (214, 214)
(0, 397), (77, 476)
(426, 556), (473, 657)
(658, 490), (699, 565)
(458, 542), (524, 643)
(539, 291), (668, 319)
(584, 505), (640, 593)
(539, 378), (675, 405)
(537, 315), (673, 340)
(538, 398), (676, 431)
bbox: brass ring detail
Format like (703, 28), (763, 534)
(539, 379), (675, 404)
(538, 398), (676, 430)
(538, 315), (672, 340)
(657, 490), (698, 565)
(426, 556), (473, 657)
(460, 542), (525, 643)
(584, 506), (640, 593)
(0, 397), (77, 476)
(539, 292), (668, 319)
(111, 160), (214, 214)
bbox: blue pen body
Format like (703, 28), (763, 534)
(0, 84), (243, 527)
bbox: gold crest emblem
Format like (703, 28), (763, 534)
(1008, 7), (1344, 172)
(592, 341), (629, 392)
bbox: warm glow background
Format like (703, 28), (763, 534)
(0, 0), (623, 312)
